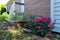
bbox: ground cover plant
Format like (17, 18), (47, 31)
(0, 28), (36, 40)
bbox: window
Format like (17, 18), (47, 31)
(21, 5), (24, 13)
(20, 0), (24, 13)
(21, 0), (24, 3)
(15, 0), (24, 13)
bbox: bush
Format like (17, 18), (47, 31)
(10, 13), (26, 21)
(0, 12), (11, 28)
(25, 16), (55, 37)
(0, 21), (12, 28)
(25, 20), (35, 30)
(2, 12), (10, 19)
(0, 12), (10, 20)
(28, 14), (37, 20)
(0, 29), (36, 40)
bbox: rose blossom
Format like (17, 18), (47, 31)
(48, 17), (50, 20)
(48, 24), (52, 28)
(36, 26), (41, 29)
(42, 17), (50, 21)
(36, 19), (40, 22)
(36, 17), (42, 22)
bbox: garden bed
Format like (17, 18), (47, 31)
(22, 28), (50, 40)
(0, 25), (60, 40)
(22, 28), (60, 40)
(0, 13), (60, 40)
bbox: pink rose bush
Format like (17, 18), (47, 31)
(32, 16), (55, 37)
(25, 16), (55, 37)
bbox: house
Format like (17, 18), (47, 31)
(6, 0), (24, 14)
(6, 0), (60, 33)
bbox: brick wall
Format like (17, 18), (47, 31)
(25, 0), (50, 17)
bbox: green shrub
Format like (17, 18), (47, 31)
(0, 21), (12, 28)
(25, 20), (35, 30)
(2, 12), (10, 19)
(26, 14), (37, 20)
(55, 34), (60, 40)
(10, 13), (26, 21)
(0, 12), (11, 28)
(0, 12), (10, 20)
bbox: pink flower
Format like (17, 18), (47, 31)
(48, 24), (52, 28)
(48, 17), (50, 20)
(38, 17), (42, 19)
(42, 18), (47, 21)
(35, 17), (42, 22)
(36, 26), (41, 29)
(42, 17), (50, 21)
(36, 19), (40, 22)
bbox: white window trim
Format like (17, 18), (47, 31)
(51, 0), (55, 23)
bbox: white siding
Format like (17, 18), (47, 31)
(55, 12), (60, 15)
(51, 0), (60, 33)
(55, 0), (60, 2)
(51, 0), (60, 27)
(54, 0), (60, 27)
